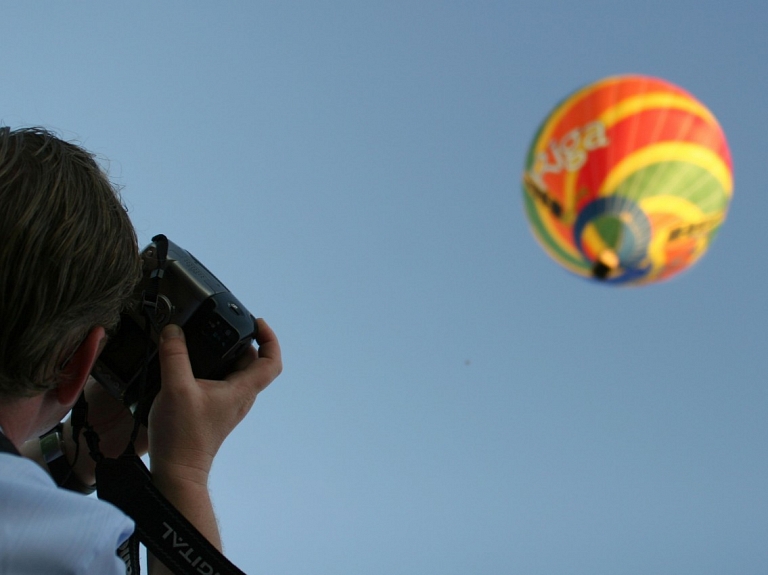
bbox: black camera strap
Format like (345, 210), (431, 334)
(95, 451), (246, 575)
(74, 387), (248, 575)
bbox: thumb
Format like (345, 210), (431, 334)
(157, 324), (194, 391)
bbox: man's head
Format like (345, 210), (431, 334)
(0, 127), (142, 399)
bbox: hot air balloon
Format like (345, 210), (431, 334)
(522, 74), (733, 285)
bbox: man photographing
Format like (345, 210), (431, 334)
(0, 127), (282, 574)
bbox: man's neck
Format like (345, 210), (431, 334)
(0, 424), (20, 455)
(0, 394), (49, 450)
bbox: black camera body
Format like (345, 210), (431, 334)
(92, 235), (257, 424)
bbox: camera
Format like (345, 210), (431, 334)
(91, 235), (257, 424)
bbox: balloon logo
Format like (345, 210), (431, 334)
(522, 74), (733, 285)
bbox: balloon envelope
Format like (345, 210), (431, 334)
(522, 74), (733, 285)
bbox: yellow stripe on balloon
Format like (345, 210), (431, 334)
(562, 170), (579, 223)
(599, 142), (733, 198)
(640, 194), (706, 221)
(598, 92), (719, 128)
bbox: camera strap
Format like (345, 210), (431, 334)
(95, 451), (246, 575)
(73, 391), (247, 575)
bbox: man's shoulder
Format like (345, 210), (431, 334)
(0, 453), (134, 575)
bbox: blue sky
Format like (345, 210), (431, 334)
(2, 2), (766, 573)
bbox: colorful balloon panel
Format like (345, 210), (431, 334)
(522, 74), (732, 285)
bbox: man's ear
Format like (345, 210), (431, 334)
(55, 326), (107, 407)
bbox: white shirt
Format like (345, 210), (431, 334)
(0, 452), (135, 574)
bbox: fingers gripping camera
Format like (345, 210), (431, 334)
(92, 235), (257, 424)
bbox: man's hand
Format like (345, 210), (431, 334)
(146, 317), (281, 557)
(148, 317), (282, 485)
(61, 377), (149, 486)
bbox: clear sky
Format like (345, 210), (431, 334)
(2, 2), (766, 573)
